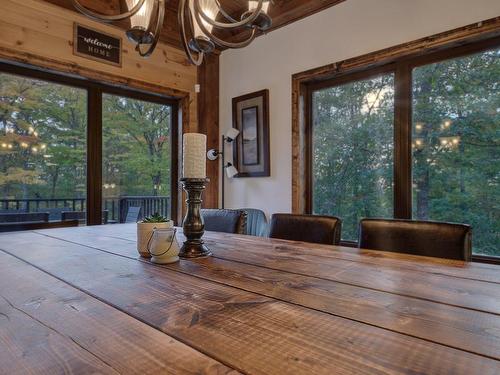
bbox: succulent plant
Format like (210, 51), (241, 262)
(142, 212), (169, 223)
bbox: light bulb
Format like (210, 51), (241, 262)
(226, 164), (239, 178)
(224, 128), (240, 142)
(248, 0), (270, 14)
(126, 0), (155, 30)
(190, 0), (219, 37)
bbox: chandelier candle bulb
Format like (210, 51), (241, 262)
(183, 133), (207, 179)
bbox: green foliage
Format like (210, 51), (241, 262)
(142, 212), (169, 223)
(0, 73), (172, 219)
(313, 48), (499, 256)
(312, 74), (394, 241)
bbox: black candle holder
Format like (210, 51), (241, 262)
(179, 178), (211, 259)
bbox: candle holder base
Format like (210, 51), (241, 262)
(179, 178), (211, 259)
(179, 240), (212, 259)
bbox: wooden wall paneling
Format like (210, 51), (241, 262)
(197, 54), (220, 208)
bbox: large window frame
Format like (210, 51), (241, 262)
(293, 23), (500, 263)
(0, 62), (180, 225)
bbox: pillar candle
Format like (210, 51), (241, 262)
(182, 133), (207, 178)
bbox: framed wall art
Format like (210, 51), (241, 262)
(232, 89), (270, 177)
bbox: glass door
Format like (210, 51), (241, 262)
(102, 93), (173, 224)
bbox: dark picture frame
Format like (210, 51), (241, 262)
(232, 89), (270, 177)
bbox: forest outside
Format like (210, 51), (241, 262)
(0, 72), (172, 221)
(313, 47), (499, 257)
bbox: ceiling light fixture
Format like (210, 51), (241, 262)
(71, 0), (272, 65)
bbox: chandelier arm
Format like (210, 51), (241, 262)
(211, 28), (258, 49)
(136, 0), (165, 57)
(194, 9), (258, 49)
(70, 0), (147, 22)
(194, 0), (263, 29)
(178, 0), (204, 66)
(214, 0), (239, 23)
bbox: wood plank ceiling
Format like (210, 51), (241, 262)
(42, 0), (346, 50)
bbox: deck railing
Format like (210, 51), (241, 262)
(0, 196), (170, 223)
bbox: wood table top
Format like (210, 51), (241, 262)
(1, 223), (499, 374)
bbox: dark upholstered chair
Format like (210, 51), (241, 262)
(358, 218), (472, 261)
(125, 206), (142, 223)
(0, 219), (79, 233)
(201, 209), (247, 234)
(62, 210), (109, 224)
(269, 213), (342, 245)
(239, 208), (268, 237)
(0, 212), (49, 223)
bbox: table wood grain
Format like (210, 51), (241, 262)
(1, 224), (499, 374)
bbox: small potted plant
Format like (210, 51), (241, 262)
(136, 213), (173, 258)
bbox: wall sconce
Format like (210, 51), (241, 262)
(207, 128), (240, 208)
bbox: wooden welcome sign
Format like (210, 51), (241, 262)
(73, 23), (122, 67)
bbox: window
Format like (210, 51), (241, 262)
(0, 63), (178, 226)
(312, 73), (394, 240)
(412, 49), (499, 257)
(307, 39), (499, 259)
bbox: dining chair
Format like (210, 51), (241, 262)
(269, 213), (342, 245)
(238, 208), (268, 237)
(62, 210), (109, 224)
(0, 212), (49, 223)
(125, 206), (142, 223)
(201, 209), (247, 234)
(35, 207), (70, 221)
(358, 218), (472, 261)
(0, 219), (79, 233)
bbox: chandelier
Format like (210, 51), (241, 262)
(71, 0), (272, 66)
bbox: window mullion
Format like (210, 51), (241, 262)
(394, 62), (412, 219)
(87, 87), (103, 225)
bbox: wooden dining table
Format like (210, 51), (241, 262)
(0, 223), (499, 374)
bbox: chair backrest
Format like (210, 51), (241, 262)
(61, 211), (85, 221)
(358, 218), (472, 261)
(125, 206), (142, 223)
(35, 207), (70, 221)
(0, 212), (49, 223)
(201, 209), (247, 234)
(0, 220), (79, 233)
(62, 210), (109, 224)
(239, 208), (268, 237)
(269, 213), (342, 245)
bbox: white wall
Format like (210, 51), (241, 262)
(219, 0), (500, 216)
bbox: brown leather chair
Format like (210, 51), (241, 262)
(201, 209), (247, 234)
(269, 213), (342, 245)
(358, 218), (472, 261)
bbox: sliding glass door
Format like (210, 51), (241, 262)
(102, 94), (173, 223)
(0, 63), (178, 226)
(0, 72), (87, 220)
